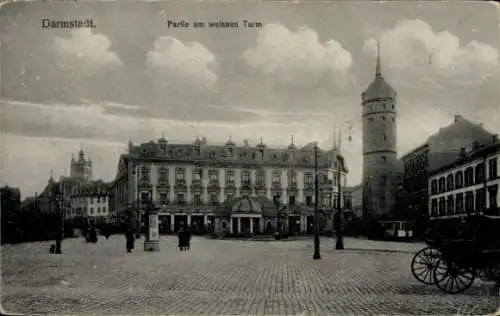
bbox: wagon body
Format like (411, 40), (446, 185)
(411, 215), (500, 294)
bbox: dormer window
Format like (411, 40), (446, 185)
(160, 142), (167, 154)
(193, 146), (201, 156)
(227, 148), (233, 157)
(258, 149), (264, 160)
(290, 151), (295, 160)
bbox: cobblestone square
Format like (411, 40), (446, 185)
(2, 236), (499, 315)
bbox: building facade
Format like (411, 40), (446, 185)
(345, 184), (363, 218)
(361, 44), (401, 219)
(70, 180), (110, 221)
(428, 141), (499, 219)
(108, 137), (348, 234)
(401, 115), (497, 222)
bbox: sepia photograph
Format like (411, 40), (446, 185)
(1, 1), (500, 315)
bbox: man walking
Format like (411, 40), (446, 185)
(125, 228), (135, 252)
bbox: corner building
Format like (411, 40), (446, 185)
(361, 47), (400, 219)
(108, 137), (348, 234)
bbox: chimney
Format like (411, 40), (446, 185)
(201, 137), (207, 145)
(454, 115), (462, 123)
(243, 139), (249, 147)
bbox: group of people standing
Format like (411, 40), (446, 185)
(177, 226), (192, 251)
(124, 224), (193, 252)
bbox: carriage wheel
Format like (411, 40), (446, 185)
(411, 247), (441, 285)
(433, 258), (475, 294)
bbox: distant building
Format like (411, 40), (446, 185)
(345, 184), (363, 218)
(38, 149), (94, 216)
(70, 180), (110, 221)
(361, 43), (402, 219)
(401, 115), (497, 221)
(428, 140), (499, 219)
(70, 149), (93, 182)
(108, 136), (348, 234)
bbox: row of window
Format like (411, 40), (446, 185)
(139, 167), (340, 187)
(147, 191), (350, 208)
(430, 184), (498, 217)
(430, 158), (498, 194)
(71, 197), (107, 204)
(68, 206), (108, 215)
(158, 143), (299, 162)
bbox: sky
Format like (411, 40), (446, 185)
(1, 1), (500, 198)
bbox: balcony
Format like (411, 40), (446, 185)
(191, 179), (203, 190)
(174, 180), (187, 190)
(156, 181), (170, 189)
(304, 183), (314, 190)
(271, 182), (281, 190)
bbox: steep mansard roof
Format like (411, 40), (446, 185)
(121, 139), (348, 173)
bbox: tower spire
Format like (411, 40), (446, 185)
(375, 40), (382, 78)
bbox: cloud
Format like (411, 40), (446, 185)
(0, 99), (308, 143)
(53, 29), (123, 75)
(363, 20), (499, 83)
(146, 36), (217, 88)
(242, 23), (353, 86)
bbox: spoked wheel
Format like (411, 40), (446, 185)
(433, 258), (475, 294)
(411, 247), (441, 285)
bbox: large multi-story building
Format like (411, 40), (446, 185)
(70, 180), (110, 221)
(401, 115), (497, 222)
(361, 44), (402, 219)
(108, 137), (349, 234)
(428, 140), (499, 219)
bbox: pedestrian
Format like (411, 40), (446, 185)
(125, 229), (135, 252)
(178, 226), (186, 251)
(185, 226), (192, 251)
(88, 226), (98, 243)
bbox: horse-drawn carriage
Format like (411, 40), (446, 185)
(411, 214), (500, 294)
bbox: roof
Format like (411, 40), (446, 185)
(429, 141), (500, 176)
(120, 138), (348, 172)
(362, 49), (396, 101)
(362, 76), (396, 100)
(72, 180), (109, 197)
(214, 196), (279, 217)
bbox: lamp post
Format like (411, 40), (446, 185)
(313, 142), (321, 260)
(335, 121), (353, 250)
(54, 192), (64, 254)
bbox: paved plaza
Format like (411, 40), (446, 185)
(2, 236), (499, 315)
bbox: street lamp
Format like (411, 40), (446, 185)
(53, 192), (64, 254)
(313, 142), (321, 260)
(335, 121), (353, 250)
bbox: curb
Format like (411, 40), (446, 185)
(341, 248), (417, 254)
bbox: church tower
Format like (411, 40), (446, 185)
(361, 43), (398, 219)
(70, 148), (93, 182)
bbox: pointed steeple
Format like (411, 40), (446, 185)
(375, 40), (382, 78)
(362, 40), (395, 101)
